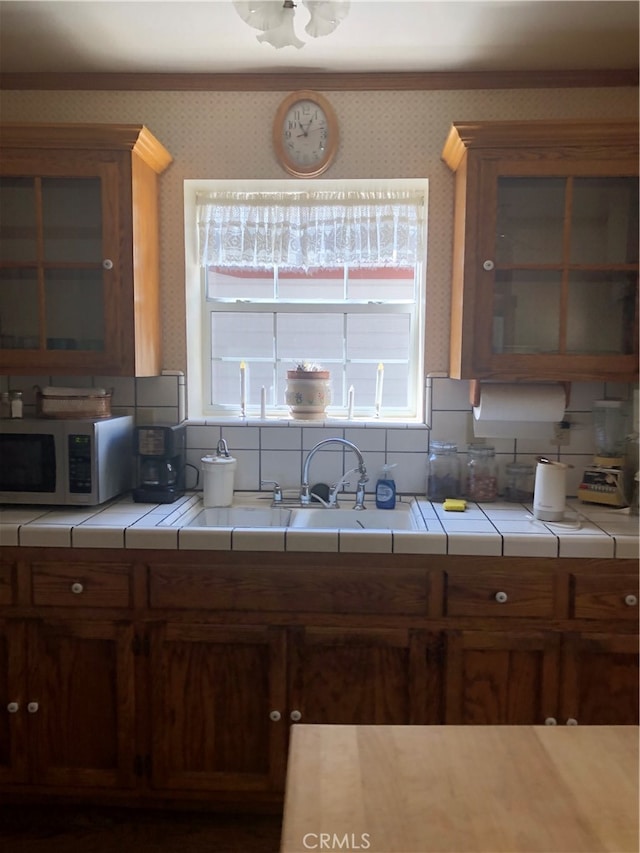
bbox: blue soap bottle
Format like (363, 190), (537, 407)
(375, 463), (397, 509)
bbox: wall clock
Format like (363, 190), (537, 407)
(273, 90), (339, 178)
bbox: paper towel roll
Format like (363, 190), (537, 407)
(473, 384), (565, 439)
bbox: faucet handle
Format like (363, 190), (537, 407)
(260, 480), (283, 503)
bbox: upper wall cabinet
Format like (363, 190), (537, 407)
(442, 120), (639, 382)
(0, 123), (172, 377)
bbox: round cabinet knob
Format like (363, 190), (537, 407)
(269, 710), (281, 722)
(290, 710), (302, 722)
(102, 259), (114, 270)
(27, 702), (39, 714)
(544, 717), (557, 726)
(566, 718), (579, 726)
(482, 260), (495, 271)
(7, 702), (19, 713)
(624, 594), (637, 607)
(71, 582), (84, 595)
(494, 591), (508, 603)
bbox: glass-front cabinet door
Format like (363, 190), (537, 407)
(443, 120), (639, 382)
(491, 173), (638, 359)
(0, 164), (118, 368)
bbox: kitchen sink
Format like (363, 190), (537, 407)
(168, 505), (292, 528)
(162, 496), (425, 530)
(288, 504), (423, 530)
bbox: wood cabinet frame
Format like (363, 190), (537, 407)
(0, 547), (637, 808)
(442, 119), (639, 382)
(0, 123), (172, 377)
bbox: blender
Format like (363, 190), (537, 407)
(578, 400), (630, 507)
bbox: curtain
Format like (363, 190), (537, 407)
(196, 189), (426, 270)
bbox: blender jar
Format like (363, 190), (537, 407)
(592, 400), (630, 463)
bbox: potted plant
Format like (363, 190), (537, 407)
(285, 361), (332, 420)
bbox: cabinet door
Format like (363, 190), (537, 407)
(28, 619), (136, 788)
(0, 157), (124, 376)
(444, 121), (639, 382)
(444, 630), (560, 724)
(560, 633), (639, 725)
(0, 619), (28, 784)
(148, 623), (287, 793)
(476, 159), (638, 379)
(288, 627), (439, 725)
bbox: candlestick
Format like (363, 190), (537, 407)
(347, 385), (355, 420)
(240, 361), (247, 418)
(260, 386), (266, 419)
(375, 362), (384, 417)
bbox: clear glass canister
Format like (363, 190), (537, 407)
(466, 445), (498, 502)
(504, 461), (535, 503)
(426, 441), (461, 501)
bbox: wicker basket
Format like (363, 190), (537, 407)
(34, 386), (113, 419)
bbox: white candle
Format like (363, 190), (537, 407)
(375, 362), (384, 415)
(240, 361), (247, 414)
(347, 385), (355, 420)
(260, 385), (266, 419)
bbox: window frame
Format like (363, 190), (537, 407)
(184, 178), (427, 422)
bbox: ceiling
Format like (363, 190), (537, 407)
(0, 0), (637, 76)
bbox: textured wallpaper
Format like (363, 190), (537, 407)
(2, 87), (636, 374)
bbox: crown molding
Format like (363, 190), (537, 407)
(1, 69), (637, 92)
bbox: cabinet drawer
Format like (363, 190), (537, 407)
(32, 562), (131, 608)
(446, 570), (554, 617)
(572, 574), (639, 620)
(149, 564), (429, 615)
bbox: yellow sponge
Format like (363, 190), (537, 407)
(443, 499), (467, 512)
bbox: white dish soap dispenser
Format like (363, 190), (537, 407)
(376, 463), (397, 509)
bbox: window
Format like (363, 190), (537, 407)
(184, 179), (427, 420)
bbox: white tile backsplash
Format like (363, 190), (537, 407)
(26, 373), (635, 501)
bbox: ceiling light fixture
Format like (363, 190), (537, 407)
(233, 0), (350, 50)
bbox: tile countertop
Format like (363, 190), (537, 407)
(0, 493), (637, 559)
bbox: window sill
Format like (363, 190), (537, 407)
(187, 416), (428, 429)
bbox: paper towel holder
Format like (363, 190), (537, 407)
(469, 380), (571, 409)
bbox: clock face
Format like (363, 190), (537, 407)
(273, 91), (338, 178)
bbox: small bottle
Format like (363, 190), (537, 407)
(375, 463), (397, 509)
(0, 392), (10, 419)
(466, 445), (498, 502)
(426, 441), (461, 501)
(9, 390), (23, 419)
(504, 462), (535, 503)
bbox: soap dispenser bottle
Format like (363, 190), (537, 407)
(376, 463), (397, 509)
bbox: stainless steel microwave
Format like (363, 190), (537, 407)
(0, 415), (133, 505)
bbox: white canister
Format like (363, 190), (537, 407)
(533, 459), (568, 521)
(201, 444), (237, 507)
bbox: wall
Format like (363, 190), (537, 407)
(2, 86), (636, 372)
(2, 86), (637, 498)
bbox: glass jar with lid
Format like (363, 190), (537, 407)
(466, 444), (498, 502)
(504, 461), (535, 503)
(426, 441), (461, 501)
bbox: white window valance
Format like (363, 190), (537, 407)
(196, 189), (426, 270)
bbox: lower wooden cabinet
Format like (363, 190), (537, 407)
(288, 626), (440, 726)
(0, 548), (637, 807)
(444, 630), (561, 724)
(0, 617), (136, 789)
(147, 622), (287, 793)
(443, 628), (639, 726)
(560, 632), (639, 725)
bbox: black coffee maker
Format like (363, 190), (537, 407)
(133, 424), (186, 503)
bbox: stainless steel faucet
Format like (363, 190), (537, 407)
(300, 438), (368, 509)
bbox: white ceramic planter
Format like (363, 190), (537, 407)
(285, 370), (331, 420)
